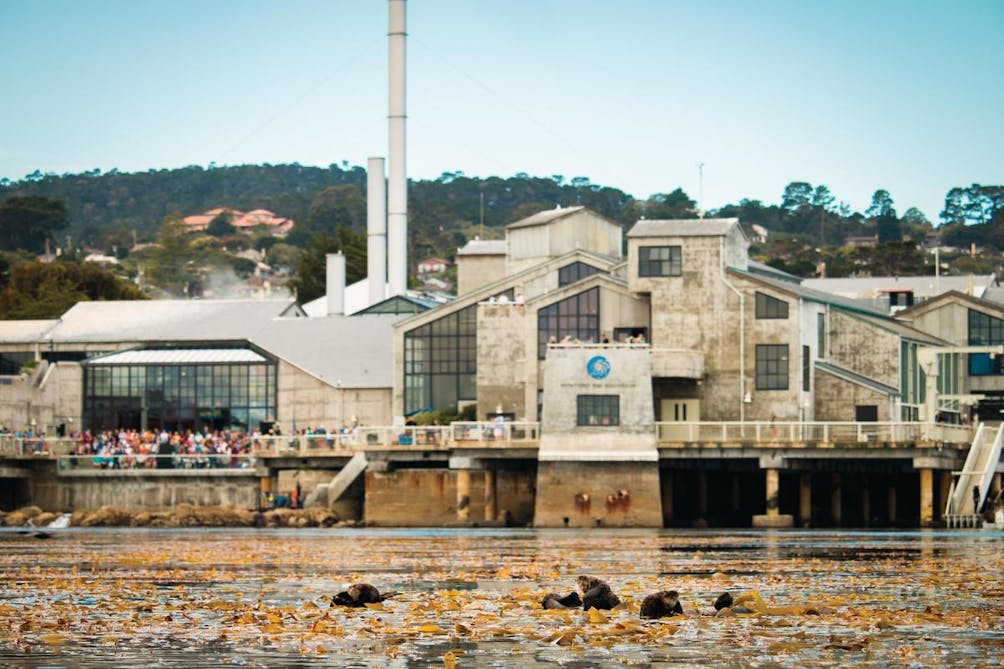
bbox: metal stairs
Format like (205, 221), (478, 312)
(945, 423), (1003, 528)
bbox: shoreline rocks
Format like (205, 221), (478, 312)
(2, 504), (351, 528)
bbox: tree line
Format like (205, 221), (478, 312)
(0, 165), (1002, 310)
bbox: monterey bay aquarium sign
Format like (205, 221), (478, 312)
(81, 347), (278, 432)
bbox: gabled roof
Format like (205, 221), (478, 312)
(895, 289), (1004, 320)
(732, 269), (947, 345)
(394, 247), (622, 330)
(815, 360), (899, 396)
(85, 348), (267, 365)
(730, 268), (888, 317)
(506, 206), (587, 230)
(627, 218), (741, 238)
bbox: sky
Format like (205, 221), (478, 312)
(1, 0), (1001, 222)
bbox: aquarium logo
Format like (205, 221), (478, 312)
(586, 355), (611, 380)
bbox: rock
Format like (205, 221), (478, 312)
(33, 512), (58, 527)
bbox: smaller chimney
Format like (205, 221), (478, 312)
(326, 253), (346, 316)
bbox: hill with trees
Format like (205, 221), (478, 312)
(0, 165), (1002, 312)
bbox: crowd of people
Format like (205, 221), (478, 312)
(69, 428), (257, 469)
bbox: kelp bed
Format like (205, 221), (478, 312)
(0, 528), (1002, 667)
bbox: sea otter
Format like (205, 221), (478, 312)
(714, 591), (734, 611)
(332, 583), (400, 607)
(640, 590), (684, 619)
(541, 591), (583, 610)
(577, 575), (620, 610)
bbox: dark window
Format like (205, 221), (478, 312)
(404, 304), (478, 413)
(755, 292), (789, 319)
(968, 309), (1004, 375)
(817, 312), (825, 357)
(577, 395), (620, 426)
(755, 344), (789, 390)
(538, 287), (600, 358)
(638, 246), (681, 277)
(855, 405), (878, 421)
(802, 345), (811, 391)
(558, 262), (604, 287)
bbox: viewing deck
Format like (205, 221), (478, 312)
(0, 420), (977, 473)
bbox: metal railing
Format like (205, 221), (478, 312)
(56, 453), (259, 471)
(450, 421), (540, 444)
(655, 421), (974, 446)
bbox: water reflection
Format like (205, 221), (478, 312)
(0, 527), (1002, 667)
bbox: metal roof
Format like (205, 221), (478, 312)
(0, 320), (59, 343)
(627, 218), (740, 238)
(815, 361), (899, 396)
(48, 299), (300, 343)
(86, 348), (267, 365)
(456, 239), (507, 256)
(505, 206), (586, 230)
(803, 274), (994, 300)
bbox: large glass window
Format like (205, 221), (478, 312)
(638, 246), (681, 277)
(537, 287), (600, 358)
(404, 304), (477, 414)
(558, 262), (604, 287)
(83, 356), (276, 432)
(756, 292), (789, 319)
(969, 309), (1004, 375)
(756, 344), (789, 390)
(577, 395), (620, 426)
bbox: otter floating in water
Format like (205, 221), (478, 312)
(577, 575), (620, 610)
(541, 591), (583, 610)
(640, 590), (684, 619)
(332, 583), (400, 608)
(714, 592), (734, 611)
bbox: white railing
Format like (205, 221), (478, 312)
(655, 421), (974, 446)
(56, 453), (259, 471)
(450, 421), (540, 444)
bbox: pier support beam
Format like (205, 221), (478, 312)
(484, 469), (496, 523)
(456, 470), (471, 521)
(799, 473), (811, 526)
(920, 468), (934, 527)
(661, 472), (674, 525)
(887, 485), (897, 525)
(830, 472), (842, 526)
(752, 468), (793, 528)
(939, 471), (952, 522)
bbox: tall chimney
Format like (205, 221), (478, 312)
(367, 156), (387, 305)
(325, 253), (346, 316)
(387, 0), (408, 296)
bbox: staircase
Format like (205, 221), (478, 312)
(304, 452), (367, 508)
(945, 423), (1003, 528)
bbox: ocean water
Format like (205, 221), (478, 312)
(0, 527), (1002, 667)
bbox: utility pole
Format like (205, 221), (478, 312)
(697, 163), (705, 218)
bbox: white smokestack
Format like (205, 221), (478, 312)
(325, 252), (346, 316)
(367, 156), (387, 306)
(387, 0), (407, 296)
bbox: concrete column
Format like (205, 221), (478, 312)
(765, 469), (780, 516)
(484, 469), (496, 523)
(992, 474), (1002, 507)
(456, 470), (471, 521)
(799, 473), (812, 525)
(830, 472), (842, 526)
(939, 471), (953, 521)
(860, 484), (871, 527)
(887, 485), (897, 524)
(698, 472), (708, 518)
(920, 468), (934, 527)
